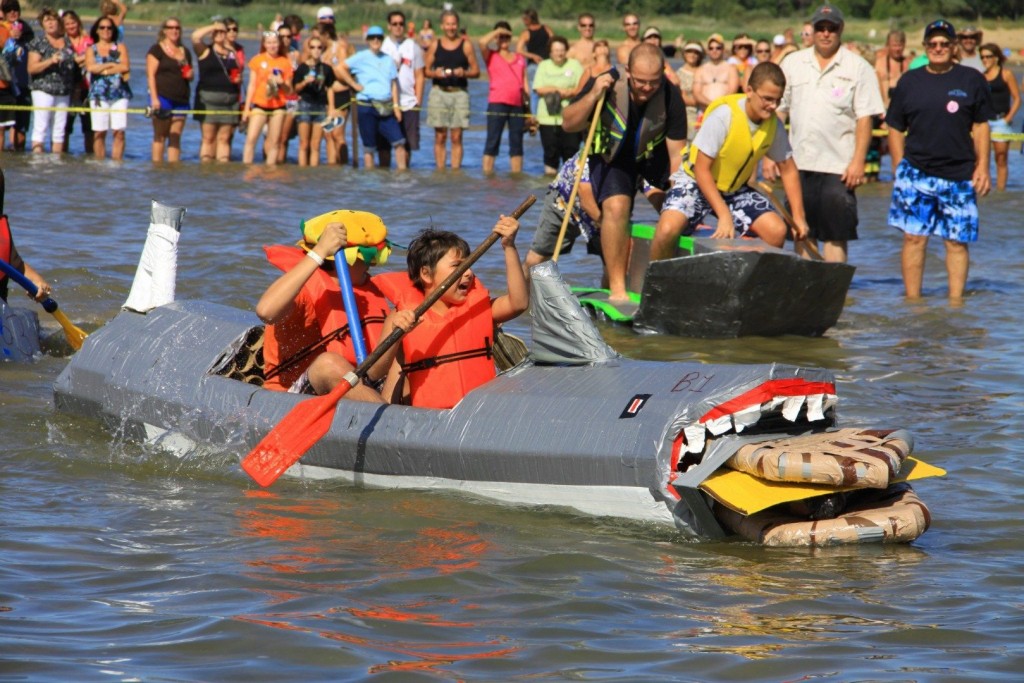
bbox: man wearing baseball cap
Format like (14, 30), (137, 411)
(885, 20), (993, 301)
(767, 2), (884, 264)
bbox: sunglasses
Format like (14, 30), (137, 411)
(814, 23), (840, 33)
(368, 35), (383, 40)
(579, 23), (594, 28)
(97, 24), (114, 30)
(226, 27), (238, 32)
(925, 40), (952, 49)
(707, 44), (723, 50)
(980, 53), (997, 59)
(164, 25), (181, 30)
(755, 48), (771, 54)
(390, 21), (405, 26)
(309, 44), (324, 49)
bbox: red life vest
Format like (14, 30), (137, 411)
(262, 245), (392, 391)
(0, 215), (12, 266)
(375, 271), (496, 409)
(0, 215), (20, 302)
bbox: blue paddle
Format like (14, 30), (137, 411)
(334, 251), (367, 363)
(0, 257), (87, 350)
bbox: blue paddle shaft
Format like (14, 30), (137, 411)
(334, 254), (368, 364)
(0, 257), (58, 313)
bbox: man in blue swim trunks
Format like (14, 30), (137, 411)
(886, 19), (993, 301)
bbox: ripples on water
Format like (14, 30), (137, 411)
(2, 37), (1023, 679)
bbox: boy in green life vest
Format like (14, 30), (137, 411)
(650, 61), (810, 260)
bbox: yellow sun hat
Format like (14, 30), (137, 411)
(297, 210), (393, 266)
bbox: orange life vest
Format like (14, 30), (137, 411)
(375, 271), (496, 409)
(262, 245), (392, 391)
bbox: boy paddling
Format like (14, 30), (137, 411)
(650, 62), (809, 260)
(379, 218), (528, 409)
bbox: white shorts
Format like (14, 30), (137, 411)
(89, 98), (129, 132)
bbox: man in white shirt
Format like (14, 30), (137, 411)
(381, 10), (424, 165)
(766, 3), (884, 263)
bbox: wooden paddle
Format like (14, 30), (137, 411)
(552, 90), (606, 262)
(0, 257), (88, 350)
(756, 181), (823, 262)
(242, 194), (537, 487)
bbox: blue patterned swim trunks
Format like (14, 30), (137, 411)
(888, 159), (978, 243)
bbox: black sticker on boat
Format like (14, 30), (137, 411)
(620, 394), (652, 419)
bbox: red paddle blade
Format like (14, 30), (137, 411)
(241, 381), (351, 487)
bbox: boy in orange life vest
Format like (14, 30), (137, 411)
(256, 212), (415, 401)
(379, 217), (528, 409)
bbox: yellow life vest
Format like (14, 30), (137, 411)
(685, 93), (777, 193)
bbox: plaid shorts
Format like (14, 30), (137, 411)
(888, 160), (978, 243)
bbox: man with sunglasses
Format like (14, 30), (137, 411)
(885, 20), (993, 301)
(568, 13), (596, 67)
(956, 27), (984, 72)
(768, 3), (883, 264)
(616, 13), (641, 67)
(382, 10), (424, 165)
(694, 33), (739, 111)
(562, 43), (687, 306)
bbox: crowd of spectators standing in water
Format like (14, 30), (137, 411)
(0, 3), (1019, 176)
(0, 2), (1018, 305)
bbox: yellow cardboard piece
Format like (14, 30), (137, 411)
(699, 457), (946, 516)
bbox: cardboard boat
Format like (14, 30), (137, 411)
(574, 225), (856, 338)
(52, 260), (939, 546)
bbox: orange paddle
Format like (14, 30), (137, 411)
(242, 195), (537, 487)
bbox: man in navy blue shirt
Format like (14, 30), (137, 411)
(886, 19), (993, 301)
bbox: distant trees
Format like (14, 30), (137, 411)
(441, 0), (1020, 21)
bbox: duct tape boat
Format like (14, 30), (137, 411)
(574, 225), (856, 338)
(52, 226), (941, 546)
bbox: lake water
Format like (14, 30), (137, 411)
(2, 25), (1023, 682)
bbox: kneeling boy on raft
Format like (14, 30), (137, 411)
(650, 61), (810, 259)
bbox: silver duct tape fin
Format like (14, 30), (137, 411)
(123, 201), (186, 314)
(528, 261), (619, 365)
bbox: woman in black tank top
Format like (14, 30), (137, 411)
(517, 9), (551, 65)
(979, 42), (1020, 191)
